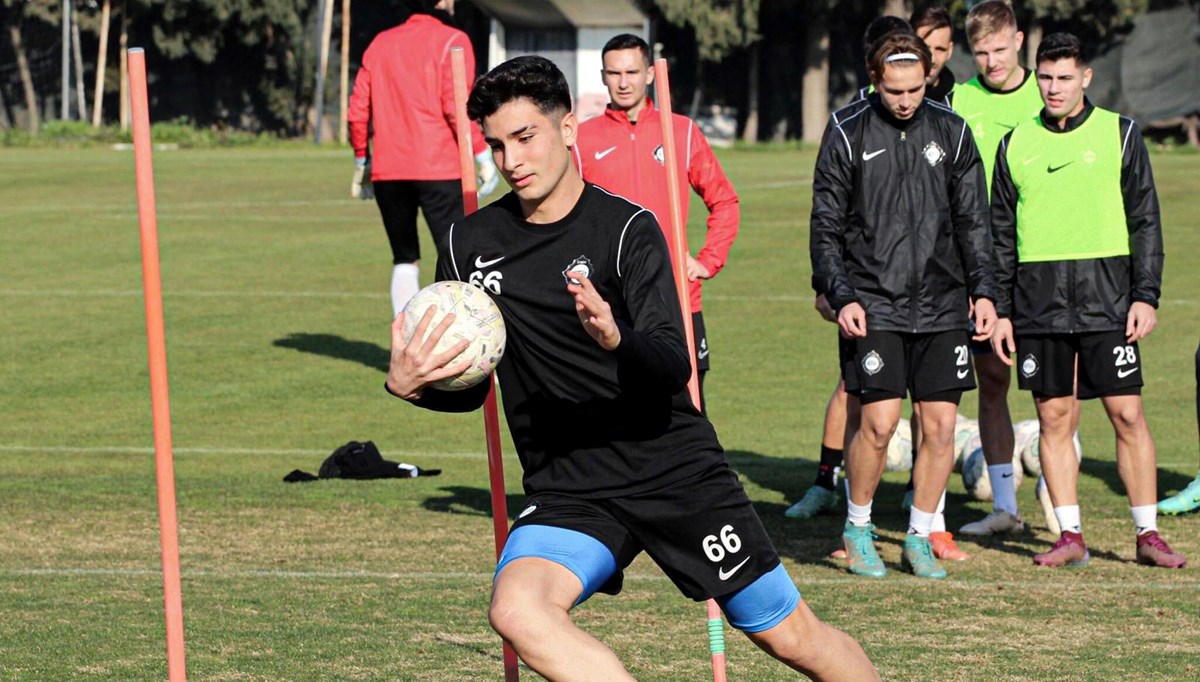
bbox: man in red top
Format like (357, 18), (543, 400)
(573, 33), (740, 413)
(347, 0), (498, 316)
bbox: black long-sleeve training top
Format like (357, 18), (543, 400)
(399, 183), (725, 498)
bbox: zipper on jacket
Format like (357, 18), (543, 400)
(1067, 261), (1076, 333)
(902, 129), (919, 332)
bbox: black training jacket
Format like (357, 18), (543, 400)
(991, 101), (1164, 334)
(810, 95), (995, 333)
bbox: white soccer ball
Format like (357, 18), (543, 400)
(961, 445), (991, 501)
(1013, 419), (1042, 476)
(400, 281), (506, 391)
(886, 419), (913, 472)
(1021, 430), (1083, 477)
(953, 415), (979, 472)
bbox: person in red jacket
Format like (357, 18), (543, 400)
(347, 0), (497, 316)
(573, 33), (740, 413)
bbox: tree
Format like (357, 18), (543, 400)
(651, 0), (761, 135)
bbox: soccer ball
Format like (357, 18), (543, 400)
(400, 281), (506, 391)
(886, 419), (913, 472)
(1013, 419), (1042, 476)
(1020, 429), (1082, 477)
(961, 446), (991, 501)
(953, 415), (979, 472)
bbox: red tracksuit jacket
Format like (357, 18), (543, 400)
(573, 99), (739, 312)
(347, 14), (486, 181)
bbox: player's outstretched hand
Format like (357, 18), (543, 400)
(386, 307), (472, 400)
(972, 298), (997, 341)
(814, 293), (837, 323)
(991, 318), (1015, 365)
(567, 274), (621, 350)
(686, 255), (712, 281)
(1126, 301), (1157, 342)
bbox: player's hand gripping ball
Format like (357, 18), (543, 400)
(400, 281), (506, 391)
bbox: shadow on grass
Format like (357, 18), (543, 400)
(273, 333), (389, 373)
(423, 485), (525, 520)
(1075, 454), (1196, 500)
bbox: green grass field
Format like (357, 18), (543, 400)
(2, 145), (1198, 681)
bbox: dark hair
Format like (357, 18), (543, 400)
(467, 55), (573, 123)
(602, 33), (652, 67)
(1037, 32), (1087, 66)
(869, 32), (933, 79)
(863, 15), (913, 54)
(912, 5), (952, 35)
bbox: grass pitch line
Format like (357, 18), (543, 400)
(3, 567), (1197, 592)
(0, 445), (1195, 469)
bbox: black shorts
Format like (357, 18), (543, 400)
(508, 464), (781, 601)
(1016, 331), (1144, 399)
(692, 311), (710, 373)
(373, 179), (463, 264)
(839, 329), (976, 403)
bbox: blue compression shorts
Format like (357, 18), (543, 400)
(495, 525), (801, 631)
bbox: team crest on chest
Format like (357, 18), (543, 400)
(563, 255), (594, 285)
(922, 141), (946, 167)
(653, 144), (665, 166)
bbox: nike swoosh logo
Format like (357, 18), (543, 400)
(957, 369), (970, 379)
(594, 146), (617, 160)
(1047, 162), (1074, 173)
(718, 556), (751, 581)
(474, 255), (505, 269)
(1002, 472), (1013, 478)
(697, 349), (709, 360)
(1117, 367), (1139, 378)
(862, 149), (886, 161)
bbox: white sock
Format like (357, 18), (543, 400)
(847, 497), (873, 527)
(1054, 505), (1082, 534)
(932, 490), (947, 533)
(988, 463), (1019, 516)
(908, 506), (936, 537)
(1131, 504), (1158, 536)
(390, 263), (420, 316)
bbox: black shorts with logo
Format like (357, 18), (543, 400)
(508, 463), (780, 601)
(1016, 330), (1144, 399)
(839, 329), (976, 403)
(692, 311), (710, 373)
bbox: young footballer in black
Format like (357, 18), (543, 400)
(990, 33), (1185, 569)
(385, 55), (879, 681)
(810, 32), (997, 579)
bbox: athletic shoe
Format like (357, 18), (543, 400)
(842, 523), (887, 578)
(900, 489), (913, 512)
(902, 534), (948, 578)
(959, 510), (1026, 536)
(930, 531), (971, 561)
(1036, 476), (1060, 535)
(784, 485), (840, 519)
(1136, 531), (1188, 568)
(1157, 475), (1200, 516)
(1033, 531), (1090, 567)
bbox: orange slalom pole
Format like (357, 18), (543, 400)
(654, 57), (727, 682)
(451, 47), (520, 682)
(128, 47), (188, 682)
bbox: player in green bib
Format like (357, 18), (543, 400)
(948, 1), (1048, 539)
(990, 33), (1185, 570)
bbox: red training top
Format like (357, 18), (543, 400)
(348, 14), (486, 181)
(573, 99), (739, 312)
